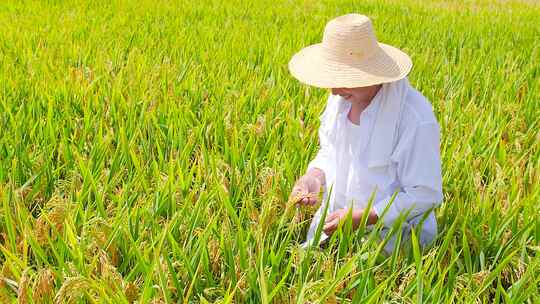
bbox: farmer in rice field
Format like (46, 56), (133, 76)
(288, 14), (443, 253)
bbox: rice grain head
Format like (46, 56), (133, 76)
(55, 277), (92, 304)
(17, 268), (32, 304)
(97, 251), (123, 292)
(34, 195), (69, 245)
(32, 268), (55, 302)
(124, 281), (139, 304)
(207, 238), (222, 276)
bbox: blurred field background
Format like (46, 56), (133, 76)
(0, 0), (539, 302)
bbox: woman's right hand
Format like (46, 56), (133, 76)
(289, 170), (324, 206)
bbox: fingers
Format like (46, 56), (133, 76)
(291, 185), (305, 196)
(323, 211), (338, 235)
(305, 195), (319, 206)
(323, 218), (339, 235)
(288, 174), (323, 207)
(289, 189), (304, 200)
(325, 211), (338, 223)
(292, 192), (319, 206)
(288, 185), (306, 203)
(324, 209), (349, 234)
(290, 189), (307, 203)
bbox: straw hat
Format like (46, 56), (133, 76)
(288, 14), (412, 88)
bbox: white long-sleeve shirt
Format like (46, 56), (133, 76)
(305, 83), (443, 252)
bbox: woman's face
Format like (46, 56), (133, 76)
(331, 85), (381, 104)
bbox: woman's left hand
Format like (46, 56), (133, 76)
(323, 208), (378, 235)
(323, 208), (358, 235)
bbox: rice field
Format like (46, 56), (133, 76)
(0, 0), (539, 302)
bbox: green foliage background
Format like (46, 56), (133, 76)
(0, 0), (539, 302)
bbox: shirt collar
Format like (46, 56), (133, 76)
(362, 86), (383, 117)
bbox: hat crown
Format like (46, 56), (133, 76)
(322, 14), (380, 60)
(288, 13), (412, 88)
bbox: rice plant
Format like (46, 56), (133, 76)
(0, 0), (539, 302)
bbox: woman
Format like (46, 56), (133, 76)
(288, 14), (443, 253)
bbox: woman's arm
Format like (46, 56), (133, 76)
(372, 121), (443, 226)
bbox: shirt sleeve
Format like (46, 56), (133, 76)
(306, 95), (336, 183)
(372, 121), (443, 227)
(306, 123), (332, 175)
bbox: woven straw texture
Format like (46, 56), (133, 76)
(289, 14), (412, 88)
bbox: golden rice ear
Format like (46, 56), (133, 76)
(207, 239), (222, 276)
(291, 192), (317, 202)
(123, 281), (139, 304)
(34, 216), (49, 246)
(34, 195), (70, 246)
(32, 268), (55, 302)
(287, 193), (307, 207)
(287, 192), (322, 214)
(97, 251), (123, 293)
(17, 267), (32, 304)
(55, 277), (94, 303)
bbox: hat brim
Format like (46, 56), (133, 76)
(288, 42), (412, 88)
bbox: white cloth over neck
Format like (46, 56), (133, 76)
(303, 78), (443, 253)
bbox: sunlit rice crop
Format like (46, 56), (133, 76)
(0, 0), (539, 302)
